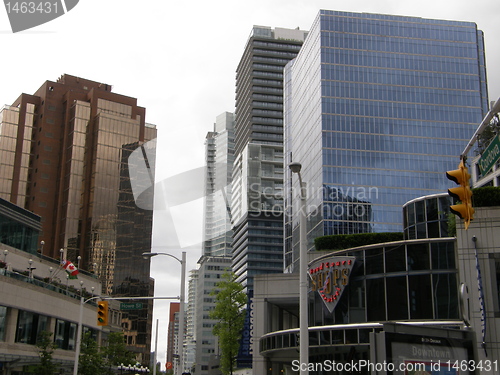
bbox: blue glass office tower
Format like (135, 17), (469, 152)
(284, 10), (488, 271)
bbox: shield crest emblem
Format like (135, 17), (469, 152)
(309, 256), (356, 313)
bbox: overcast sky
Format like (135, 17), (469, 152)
(2, 0), (500, 369)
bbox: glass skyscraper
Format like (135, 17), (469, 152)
(284, 10), (488, 272)
(202, 112), (235, 257)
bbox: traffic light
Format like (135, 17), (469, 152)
(97, 300), (109, 326)
(446, 160), (474, 229)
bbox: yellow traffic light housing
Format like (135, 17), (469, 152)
(446, 160), (474, 229)
(97, 300), (109, 326)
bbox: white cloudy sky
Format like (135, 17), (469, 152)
(2, 0), (500, 369)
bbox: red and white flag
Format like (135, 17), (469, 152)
(61, 260), (79, 279)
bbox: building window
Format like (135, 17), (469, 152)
(0, 306), (6, 341)
(55, 319), (77, 350)
(15, 311), (49, 345)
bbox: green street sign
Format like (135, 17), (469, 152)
(120, 302), (143, 310)
(479, 134), (500, 175)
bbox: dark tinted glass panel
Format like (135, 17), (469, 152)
(406, 203), (416, 238)
(386, 276), (408, 320)
(407, 244), (430, 270)
(427, 221), (440, 238)
(348, 278), (365, 323)
(366, 278), (386, 321)
(408, 275), (433, 319)
(415, 200), (426, 223)
(431, 242), (456, 269)
(385, 245), (406, 272)
(365, 248), (384, 274)
(426, 198), (438, 221)
(433, 273), (459, 319)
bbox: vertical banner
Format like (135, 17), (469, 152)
(237, 290), (254, 368)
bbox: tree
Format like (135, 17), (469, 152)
(35, 331), (59, 375)
(79, 332), (106, 375)
(209, 271), (247, 375)
(102, 331), (135, 373)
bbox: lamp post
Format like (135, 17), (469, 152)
(289, 162), (309, 374)
(28, 259), (34, 278)
(142, 251), (186, 375)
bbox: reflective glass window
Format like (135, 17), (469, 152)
(431, 242), (456, 269)
(407, 244), (430, 270)
(433, 274), (458, 319)
(15, 311), (48, 345)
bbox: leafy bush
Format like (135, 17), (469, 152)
(314, 232), (404, 251)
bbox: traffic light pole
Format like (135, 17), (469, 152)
(73, 295), (98, 375)
(73, 296), (179, 375)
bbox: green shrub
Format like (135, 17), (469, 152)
(472, 186), (500, 207)
(314, 232), (404, 251)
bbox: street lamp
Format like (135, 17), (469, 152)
(28, 259), (34, 278)
(142, 251), (186, 375)
(289, 162), (309, 374)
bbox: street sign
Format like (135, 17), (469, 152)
(120, 302), (143, 310)
(479, 134), (500, 175)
